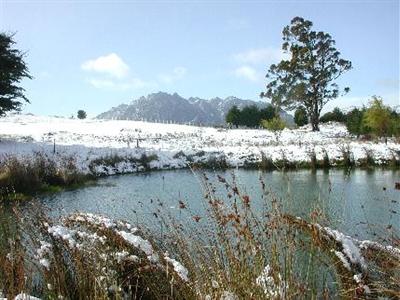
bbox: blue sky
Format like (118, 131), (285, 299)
(1, 0), (399, 117)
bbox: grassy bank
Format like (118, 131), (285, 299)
(0, 173), (398, 299)
(0, 147), (399, 201)
(0, 153), (94, 200)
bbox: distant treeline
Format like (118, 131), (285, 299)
(225, 105), (276, 128)
(226, 96), (400, 139)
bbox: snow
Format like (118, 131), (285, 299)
(255, 265), (281, 297)
(359, 240), (400, 259)
(220, 291), (239, 300)
(334, 250), (351, 270)
(47, 225), (77, 248)
(0, 294), (41, 300)
(114, 251), (139, 263)
(323, 227), (366, 270)
(164, 252), (189, 282)
(0, 114), (398, 175)
(117, 231), (159, 263)
(36, 241), (52, 270)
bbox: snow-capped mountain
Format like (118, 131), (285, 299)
(96, 92), (293, 125)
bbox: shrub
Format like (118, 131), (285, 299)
(261, 117), (286, 142)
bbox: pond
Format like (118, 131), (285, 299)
(41, 168), (400, 241)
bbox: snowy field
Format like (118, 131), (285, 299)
(0, 114), (399, 175)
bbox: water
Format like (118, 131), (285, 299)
(41, 168), (399, 241)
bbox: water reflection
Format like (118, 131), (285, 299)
(42, 169), (399, 241)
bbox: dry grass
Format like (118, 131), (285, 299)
(0, 153), (91, 198)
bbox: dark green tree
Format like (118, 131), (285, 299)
(320, 107), (346, 123)
(346, 107), (367, 136)
(240, 105), (260, 128)
(0, 32), (32, 115)
(225, 105), (241, 127)
(259, 105), (276, 122)
(261, 17), (352, 131)
(77, 110), (87, 119)
(294, 107), (308, 126)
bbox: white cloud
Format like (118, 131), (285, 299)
(81, 53), (130, 78)
(87, 77), (155, 91)
(159, 67), (187, 84)
(233, 47), (289, 65)
(233, 65), (260, 82)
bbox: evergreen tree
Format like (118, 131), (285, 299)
(0, 32), (32, 115)
(77, 110), (87, 119)
(225, 105), (241, 127)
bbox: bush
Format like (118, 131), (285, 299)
(261, 117), (286, 142)
(261, 117), (286, 131)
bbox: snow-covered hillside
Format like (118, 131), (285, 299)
(0, 114), (398, 175)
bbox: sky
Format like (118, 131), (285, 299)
(1, 0), (399, 117)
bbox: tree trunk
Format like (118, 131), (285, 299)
(310, 114), (320, 131)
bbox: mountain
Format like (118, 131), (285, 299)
(97, 92), (293, 125)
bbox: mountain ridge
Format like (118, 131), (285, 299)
(97, 92), (293, 125)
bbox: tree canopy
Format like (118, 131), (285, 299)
(261, 17), (352, 131)
(0, 32), (32, 116)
